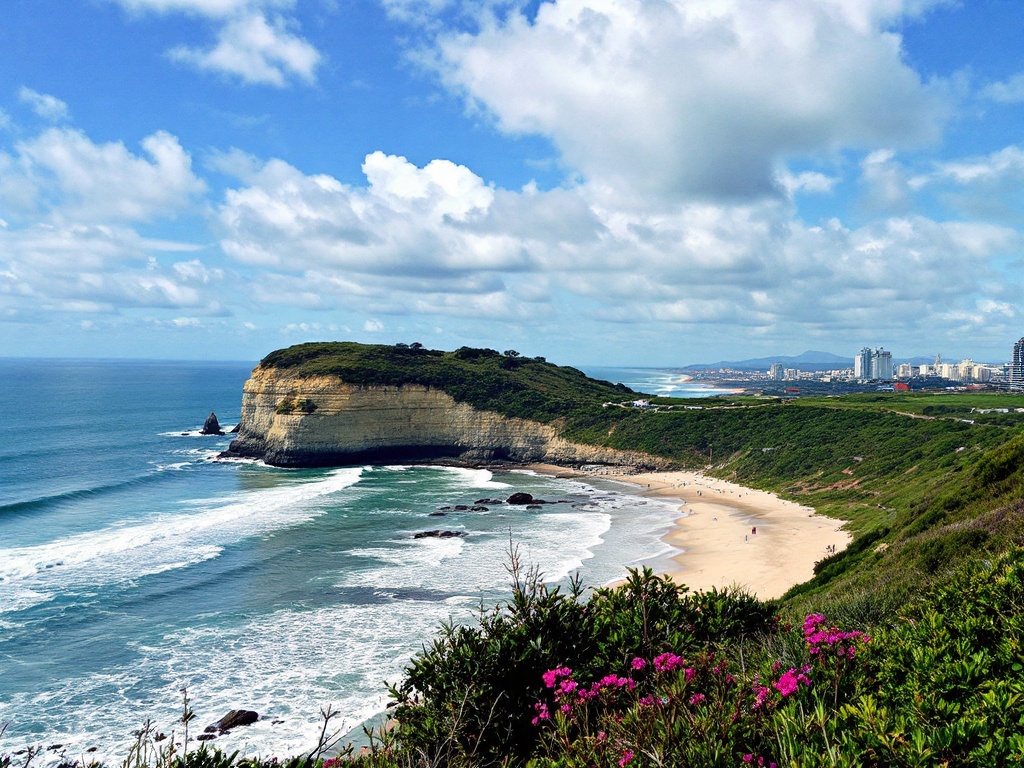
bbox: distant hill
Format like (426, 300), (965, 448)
(683, 350), (852, 372)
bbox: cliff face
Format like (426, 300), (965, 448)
(225, 367), (668, 469)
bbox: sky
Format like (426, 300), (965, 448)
(2, 0), (1024, 367)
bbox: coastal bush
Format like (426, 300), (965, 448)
(386, 563), (780, 767)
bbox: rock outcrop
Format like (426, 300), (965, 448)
(200, 412), (225, 435)
(222, 366), (669, 469)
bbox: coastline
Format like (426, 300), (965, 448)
(528, 464), (849, 600)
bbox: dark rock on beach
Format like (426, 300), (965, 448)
(507, 492), (551, 505)
(413, 530), (468, 539)
(428, 511), (447, 517)
(200, 412), (225, 436)
(230, 422), (241, 433)
(471, 506), (489, 511)
(197, 734), (216, 742)
(213, 709), (259, 730)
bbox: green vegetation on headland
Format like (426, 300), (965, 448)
(10, 343), (1024, 767)
(257, 341), (633, 422)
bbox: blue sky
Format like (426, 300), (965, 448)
(2, 0), (1024, 366)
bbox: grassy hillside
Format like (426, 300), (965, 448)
(261, 343), (1024, 604)
(258, 341), (634, 422)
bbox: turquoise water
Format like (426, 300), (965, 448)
(0, 360), (683, 763)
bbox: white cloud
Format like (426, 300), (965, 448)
(778, 169), (840, 197)
(433, 0), (947, 203)
(168, 11), (321, 86)
(933, 146), (1024, 185)
(0, 223), (226, 317)
(858, 148), (913, 212)
(363, 319), (384, 332)
(3, 128), (205, 223)
(107, 0), (321, 86)
(18, 87), (70, 122)
(212, 147), (1017, 345)
(980, 72), (1024, 104)
(0, 124), (222, 321)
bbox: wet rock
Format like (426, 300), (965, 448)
(471, 506), (489, 512)
(475, 498), (503, 505)
(507, 492), (550, 505)
(47, 744), (63, 751)
(453, 505), (469, 511)
(527, 505), (541, 510)
(197, 734), (216, 742)
(213, 710), (259, 730)
(230, 422), (241, 434)
(87, 747), (99, 753)
(413, 530), (468, 539)
(428, 512), (447, 517)
(200, 412), (225, 436)
(153, 734), (166, 743)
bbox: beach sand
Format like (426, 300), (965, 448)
(529, 464), (849, 600)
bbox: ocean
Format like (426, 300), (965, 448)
(0, 359), (717, 764)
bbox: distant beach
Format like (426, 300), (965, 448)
(531, 464), (849, 599)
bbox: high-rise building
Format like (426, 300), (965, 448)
(871, 349), (893, 380)
(855, 347), (893, 380)
(769, 363), (783, 381)
(1012, 338), (1024, 386)
(854, 348), (872, 379)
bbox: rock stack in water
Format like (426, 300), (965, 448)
(200, 412), (225, 435)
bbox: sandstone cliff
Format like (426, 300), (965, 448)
(224, 366), (670, 469)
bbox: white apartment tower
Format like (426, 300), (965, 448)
(854, 347), (894, 380)
(1013, 338), (1024, 386)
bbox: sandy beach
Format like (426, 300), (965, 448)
(531, 464), (849, 600)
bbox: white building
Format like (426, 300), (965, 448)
(855, 347), (893, 380)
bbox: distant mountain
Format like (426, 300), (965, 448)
(683, 350), (852, 372)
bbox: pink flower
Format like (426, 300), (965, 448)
(752, 684), (770, 710)
(684, 667), (696, 683)
(542, 666), (573, 688)
(631, 657), (647, 671)
(530, 702), (550, 725)
(653, 652), (685, 672)
(689, 693), (706, 706)
(803, 614), (870, 660)
(619, 750), (635, 767)
(772, 668), (810, 698)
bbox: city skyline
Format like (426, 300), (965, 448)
(3, 2), (1024, 366)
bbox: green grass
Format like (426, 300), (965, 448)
(259, 342), (634, 423)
